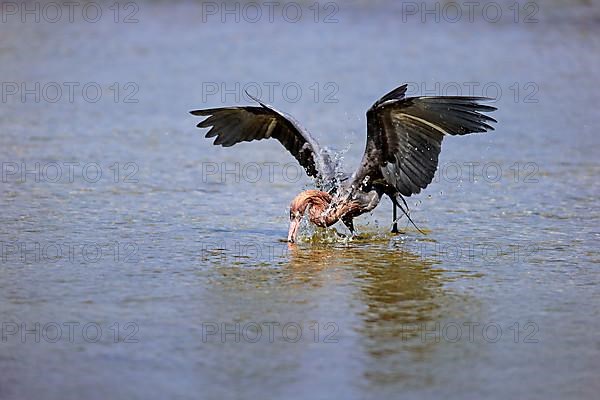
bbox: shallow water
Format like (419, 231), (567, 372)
(1, 1), (599, 399)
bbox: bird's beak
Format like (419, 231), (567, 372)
(287, 217), (301, 243)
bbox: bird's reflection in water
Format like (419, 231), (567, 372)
(203, 234), (477, 392)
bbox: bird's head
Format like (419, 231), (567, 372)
(287, 190), (332, 243)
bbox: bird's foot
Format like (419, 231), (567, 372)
(334, 229), (358, 242)
(390, 218), (404, 234)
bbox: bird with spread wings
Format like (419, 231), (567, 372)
(190, 84), (497, 242)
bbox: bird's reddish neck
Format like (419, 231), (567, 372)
(290, 190), (355, 227)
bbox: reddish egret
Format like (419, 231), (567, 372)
(190, 84), (496, 242)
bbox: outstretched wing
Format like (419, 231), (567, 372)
(190, 95), (337, 189)
(351, 84), (497, 196)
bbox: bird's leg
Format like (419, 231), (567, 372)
(342, 216), (356, 237)
(391, 203), (399, 234)
(393, 195), (426, 235)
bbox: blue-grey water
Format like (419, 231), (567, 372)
(1, 1), (599, 399)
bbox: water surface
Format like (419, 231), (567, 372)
(1, 1), (599, 399)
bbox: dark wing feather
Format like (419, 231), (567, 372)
(351, 84), (497, 197)
(190, 96), (336, 188)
